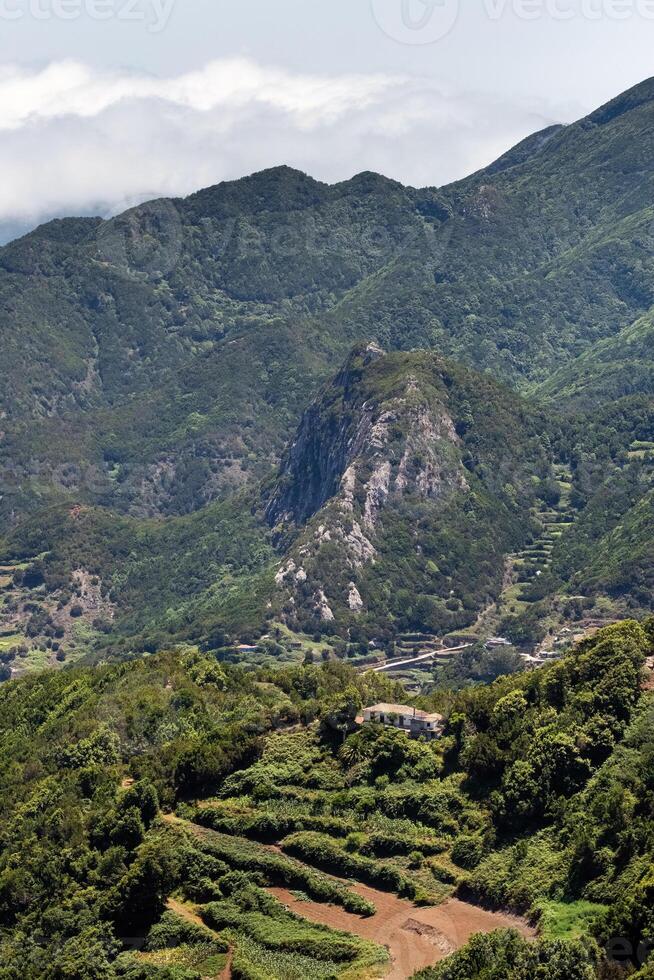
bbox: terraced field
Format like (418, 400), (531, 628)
(157, 810), (534, 980)
(158, 813), (390, 979)
(506, 465), (575, 609)
(450, 467), (577, 651)
(120, 728), (536, 979)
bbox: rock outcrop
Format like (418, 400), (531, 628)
(266, 344), (550, 635)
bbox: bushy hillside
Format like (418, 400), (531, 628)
(537, 307), (654, 405)
(0, 493), (277, 663)
(0, 344), (554, 661)
(0, 622), (652, 979)
(2, 77), (654, 672)
(2, 342), (653, 669)
(510, 398), (654, 621)
(560, 488), (654, 604)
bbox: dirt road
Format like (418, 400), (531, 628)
(268, 885), (535, 980)
(371, 644), (472, 673)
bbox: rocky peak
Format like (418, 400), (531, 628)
(267, 347), (551, 636)
(266, 345), (465, 531)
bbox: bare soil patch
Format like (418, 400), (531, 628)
(268, 886), (535, 980)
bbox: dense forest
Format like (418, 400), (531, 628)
(2, 79), (654, 665)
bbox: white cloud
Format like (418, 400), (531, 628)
(0, 57), (569, 232)
(0, 58), (400, 130)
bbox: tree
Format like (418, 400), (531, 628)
(319, 687), (363, 743)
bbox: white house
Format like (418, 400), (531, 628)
(361, 703), (445, 739)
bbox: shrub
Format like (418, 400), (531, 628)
(451, 835), (485, 870)
(190, 831), (375, 916)
(202, 900), (360, 962)
(145, 911), (228, 953)
(281, 832), (424, 900)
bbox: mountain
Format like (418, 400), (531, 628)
(7, 339), (649, 671)
(265, 344), (551, 640)
(4, 75), (654, 980)
(2, 78), (654, 670)
(3, 78), (654, 534)
(0, 344), (553, 664)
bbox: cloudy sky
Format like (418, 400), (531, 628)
(1, 0), (654, 237)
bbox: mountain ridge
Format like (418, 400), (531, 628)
(2, 77), (654, 667)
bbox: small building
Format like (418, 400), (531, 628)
(485, 637), (512, 649)
(361, 703), (445, 739)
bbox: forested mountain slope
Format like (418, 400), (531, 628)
(537, 306), (654, 405)
(3, 78), (654, 532)
(0, 345), (554, 658)
(2, 78), (654, 666)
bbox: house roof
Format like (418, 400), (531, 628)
(365, 702), (416, 715)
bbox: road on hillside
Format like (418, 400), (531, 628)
(368, 644), (473, 673)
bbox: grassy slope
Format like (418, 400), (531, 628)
(536, 306), (654, 405)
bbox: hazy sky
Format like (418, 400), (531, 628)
(1, 0), (654, 233)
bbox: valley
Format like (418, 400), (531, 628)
(2, 82), (654, 668)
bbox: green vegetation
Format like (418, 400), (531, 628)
(0, 651), (403, 978)
(172, 819), (376, 916)
(3, 74), (654, 979)
(264, 345), (554, 642)
(201, 891), (379, 964)
(0, 617), (651, 977)
(535, 900), (609, 941)
(413, 929), (600, 980)
(3, 78), (654, 661)
(128, 910), (228, 976)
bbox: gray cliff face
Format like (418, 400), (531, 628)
(265, 344), (553, 635)
(265, 342), (468, 535)
(267, 346), (475, 626)
(266, 344), (385, 528)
